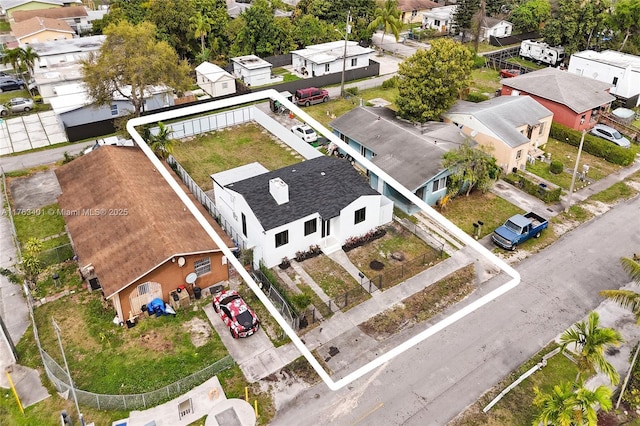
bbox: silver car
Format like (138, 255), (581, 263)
(0, 97), (34, 116)
(590, 124), (631, 148)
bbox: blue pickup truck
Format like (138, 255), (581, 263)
(491, 212), (548, 251)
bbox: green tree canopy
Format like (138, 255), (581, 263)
(452, 0), (480, 42)
(291, 14), (337, 47)
(610, 0), (640, 53)
(533, 380), (612, 426)
(600, 257), (640, 322)
(396, 39), (474, 123)
(442, 141), (500, 197)
(80, 21), (191, 117)
(509, 0), (551, 33)
(231, 0), (295, 57)
(367, 0), (402, 47)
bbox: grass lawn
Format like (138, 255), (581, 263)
(440, 191), (524, 239)
(469, 68), (502, 94)
(271, 67), (301, 82)
(12, 202), (66, 244)
(345, 221), (440, 285)
(171, 123), (302, 190)
(589, 180), (639, 204)
(301, 255), (363, 299)
(452, 344), (582, 425)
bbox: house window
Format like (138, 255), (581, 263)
(412, 10), (418, 17)
(354, 207), (366, 224)
(275, 230), (289, 247)
(612, 77), (618, 86)
(360, 145), (366, 156)
(110, 104), (118, 116)
(194, 257), (211, 276)
(580, 115), (586, 125)
(351, 58), (357, 67)
(325, 63), (330, 72)
(415, 186), (425, 200)
(222, 82), (228, 89)
(241, 213), (247, 237)
(434, 19), (440, 26)
(304, 219), (317, 236)
(433, 176), (446, 192)
(516, 149), (523, 159)
(538, 122), (545, 135)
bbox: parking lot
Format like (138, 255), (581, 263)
(0, 111), (68, 156)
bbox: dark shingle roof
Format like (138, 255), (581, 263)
(330, 107), (466, 191)
(501, 68), (615, 113)
(226, 156), (379, 231)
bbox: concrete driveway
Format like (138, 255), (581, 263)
(0, 111), (67, 155)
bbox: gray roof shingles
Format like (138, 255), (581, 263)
(330, 107), (466, 191)
(446, 96), (552, 148)
(226, 156), (379, 231)
(501, 68), (615, 113)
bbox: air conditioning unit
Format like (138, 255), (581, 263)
(81, 263), (95, 277)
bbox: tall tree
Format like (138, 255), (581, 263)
(509, 0), (551, 33)
(231, 0), (295, 57)
(442, 141), (501, 196)
(367, 0), (402, 48)
(396, 38), (474, 123)
(610, 0), (640, 52)
(19, 46), (40, 77)
(147, 0), (195, 59)
(533, 380), (612, 426)
(453, 0), (480, 42)
(291, 15), (336, 47)
(600, 257), (640, 322)
(190, 11), (213, 52)
(1, 48), (22, 76)
(80, 21), (191, 117)
(560, 311), (622, 385)
(147, 122), (174, 160)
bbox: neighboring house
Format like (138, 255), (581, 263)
(230, 55), (282, 87)
(422, 5), (456, 34)
(500, 67), (615, 131)
(569, 50), (640, 108)
(0, 0), (80, 20)
(330, 106), (467, 213)
(30, 35), (105, 101)
(12, 5), (88, 33)
(443, 96), (553, 173)
(11, 16), (74, 44)
(49, 82), (174, 130)
(398, 0), (439, 25)
(211, 156), (393, 268)
(290, 40), (375, 78)
(480, 17), (512, 41)
(195, 61), (236, 98)
(55, 145), (235, 321)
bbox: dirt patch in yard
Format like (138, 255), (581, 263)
(182, 317), (213, 347)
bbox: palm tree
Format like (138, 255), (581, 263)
(1, 48), (22, 76)
(600, 257), (640, 322)
(190, 12), (213, 53)
(533, 380), (612, 426)
(148, 122), (174, 160)
(560, 311), (623, 385)
(367, 0), (403, 51)
(19, 46), (39, 77)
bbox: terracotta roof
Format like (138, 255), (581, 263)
(501, 67), (615, 113)
(12, 5), (88, 22)
(55, 146), (235, 298)
(11, 16), (74, 39)
(398, 0), (440, 12)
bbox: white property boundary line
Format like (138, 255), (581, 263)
(127, 89), (520, 391)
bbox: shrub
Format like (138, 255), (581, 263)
(472, 54), (486, 69)
(381, 75), (398, 89)
(467, 92), (489, 103)
(345, 86), (359, 97)
(550, 123), (635, 166)
(290, 293), (311, 311)
(549, 160), (564, 174)
(503, 173), (562, 203)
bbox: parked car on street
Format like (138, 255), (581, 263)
(590, 124), (631, 148)
(499, 69), (521, 78)
(291, 124), (318, 143)
(7, 97), (34, 113)
(212, 290), (260, 338)
(294, 87), (329, 106)
(0, 78), (26, 92)
(492, 212), (548, 251)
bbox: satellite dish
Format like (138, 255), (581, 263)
(186, 272), (198, 285)
(177, 257), (186, 267)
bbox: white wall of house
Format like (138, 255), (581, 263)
(422, 6), (456, 33)
(481, 21), (512, 40)
(196, 72), (236, 98)
(569, 52), (640, 106)
(291, 53), (371, 78)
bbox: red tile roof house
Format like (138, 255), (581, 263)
(55, 146), (235, 322)
(500, 67), (616, 131)
(11, 16), (74, 44)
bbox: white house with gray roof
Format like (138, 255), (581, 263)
(444, 96), (553, 173)
(291, 40), (375, 78)
(568, 50), (640, 107)
(211, 156), (393, 268)
(195, 61), (236, 98)
(330, 106), (467, 213)
(230, 55), (282, 87)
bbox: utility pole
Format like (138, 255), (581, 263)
(565, 129), (586, 212)
(339, 10), (352, 98)
(53, 318), (84, 426)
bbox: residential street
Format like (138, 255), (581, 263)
(271, 194), (640, 425)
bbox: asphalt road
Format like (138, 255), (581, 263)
(271, 195), (640, 425)
(0, 141), (92, 173)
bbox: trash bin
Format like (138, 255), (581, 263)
(193, 286), (202, 300)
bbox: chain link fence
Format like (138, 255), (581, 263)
(39, 243), (74, 267)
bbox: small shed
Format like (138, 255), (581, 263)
(230, 55), (282, 87)
(195, 62), (236, 98)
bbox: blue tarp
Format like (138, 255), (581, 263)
(147, 298), (167, 316)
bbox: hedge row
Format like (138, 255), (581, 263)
(550, 123), (635, 166)
(503, 172), (562, 203)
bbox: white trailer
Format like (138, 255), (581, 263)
(519, 40), (565, 67)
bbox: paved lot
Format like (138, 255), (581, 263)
(0, 111), (68, 156)
(8, 169), (61, 210)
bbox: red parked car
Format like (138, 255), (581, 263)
(213, 290), (260, 338)
(499, 69), (522, 78)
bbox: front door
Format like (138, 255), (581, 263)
(321, 219), (331, 238)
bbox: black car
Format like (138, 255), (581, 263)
(0, 78), (26, 92)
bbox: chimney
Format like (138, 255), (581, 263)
(269, 177), (289, 205)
